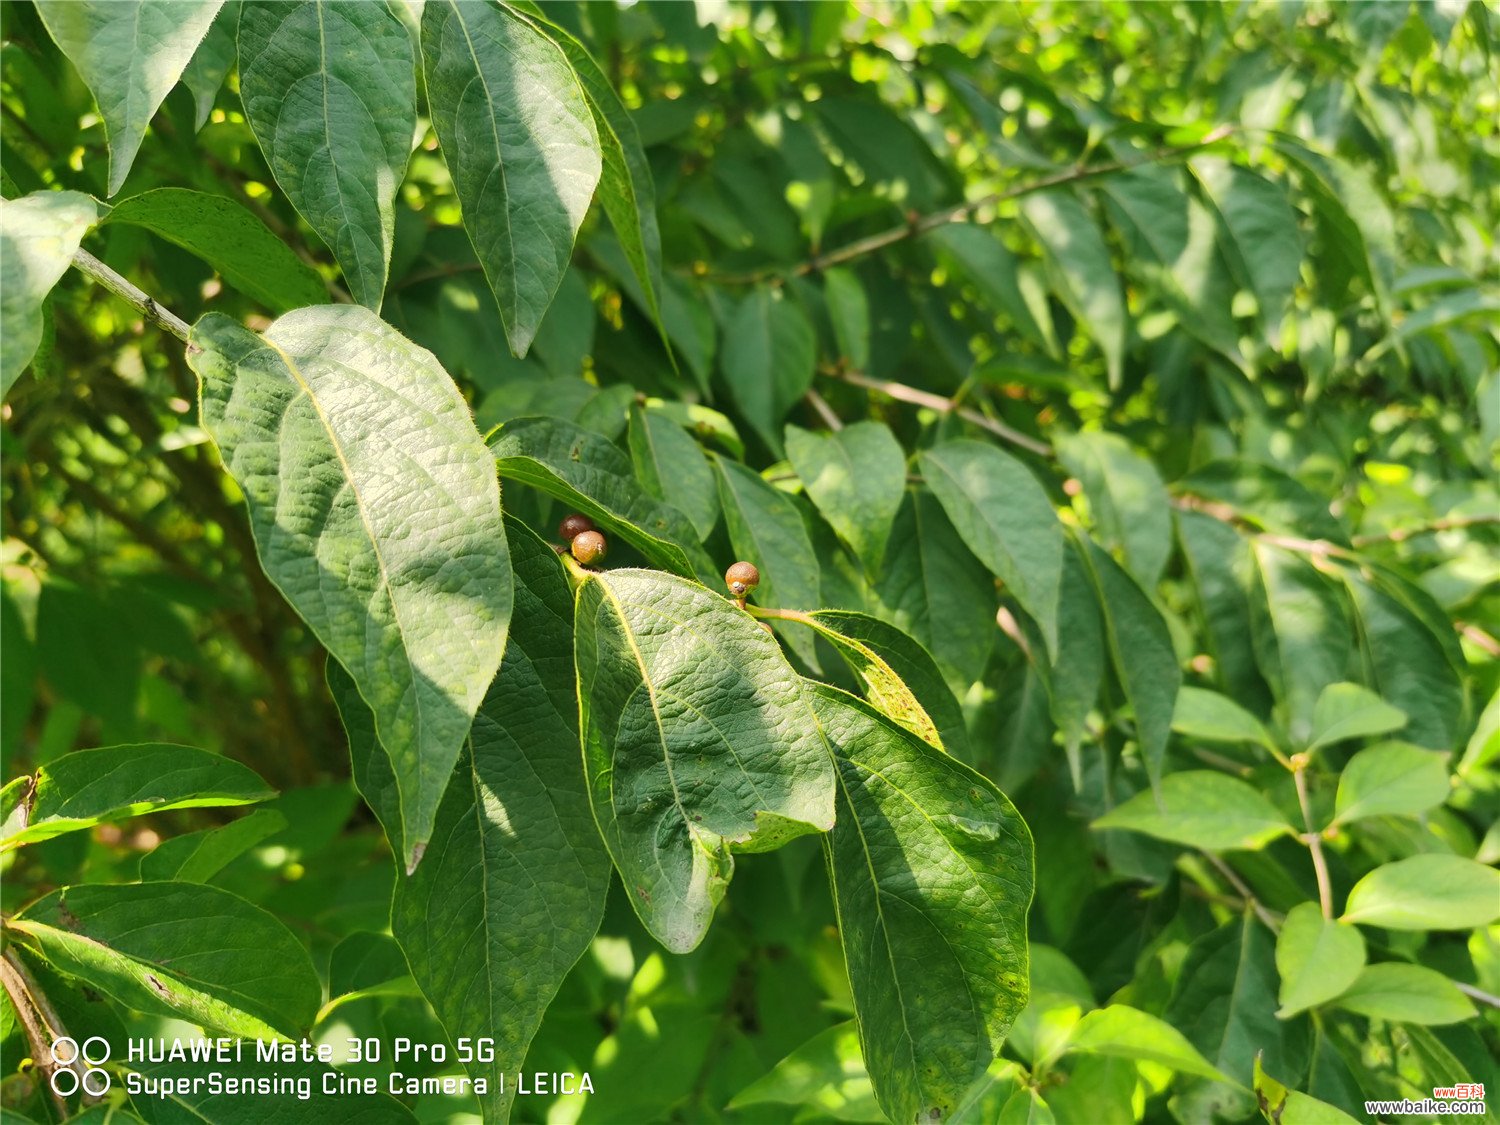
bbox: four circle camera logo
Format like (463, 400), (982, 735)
(48, 1036), (112, 1097)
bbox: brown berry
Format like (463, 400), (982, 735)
(725, 561), (761, 598)
(571, 530), (608, 565)
(558, 513), (596, 541)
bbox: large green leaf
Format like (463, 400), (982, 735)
(0, 191), (99, 396)
(11, 882), (319, 1038)
(722, 286), (816, 455)
(1340, 855), (1500, 931)
(1254, 1057), (1360, 1125)
(490, 414), (712, 580)
(238, 0), (416, 310)
(1193, 159), (1303, 347)
(511, 4), (665, 340)
(814, 683), (1032, 1124)
(714, 457), (822, 666)
(1250, 544), (1351, 745)
(1093, 771), (1294, 851)
(728, 1022), (881, 1122)
(1058, 431), (1172, 589)
(574, 567), (836, 952)
(1079, 537), (1181, 786)
(421, 0), (600, 355)
(1172, 686), (1275, 750)
(338, 521), (609, 1124)
(1307, 682), (1408, 752)
(189, 306), (510, 871)
(104, 188), (325, 312)
(137, 808), (288, 883)
(1100, 167), (1245, 370)
(927, 223), (1054, 352)
(628, 404), (719, 542)
(34, 1), (223, 196)
(823, 266), (872, 369)
(922, 439), (1062, 658)
(874, 491), (997, 695)
(178, 4), (236, 131)
(1, 743), (274, 851)
(1164, 913), (1301, 1088)
(1020, 190), (1126, 388)
(803, 608), (971, 758)
(1330, 964), (1475, 1026)
(787, 421), (906, 574)
(1063, 1005), (1235, 1085)
(1275, 902), (1366, 1018)
(1333, 742), (1450, 825)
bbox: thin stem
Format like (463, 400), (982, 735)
(828, 368), (1052, 457)
(71, 249), (192, 344)
(1453, 980), (1500, 1009)
(1292, 757), (1335, 919)
(1201, 852), (1283, 932)
(0, 947), (71, 1119)
(703, 126), (1235, 285)
(1351, 514), (1500, 546)
(803, 388), (844, 431)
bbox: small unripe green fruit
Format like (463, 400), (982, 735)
(725, 561), (760, 597)
(570, 530), (608, 565)
(558, 513), (596, 541)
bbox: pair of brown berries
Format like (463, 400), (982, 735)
(558, 513), (607, 564)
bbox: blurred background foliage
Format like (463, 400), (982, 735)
(2, 1), (1497, 1122)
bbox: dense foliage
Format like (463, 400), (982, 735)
(2, 2), (1498, 1124)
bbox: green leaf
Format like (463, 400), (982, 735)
(999, 1089), (1056, 1125)
(728, 1021), (881, 1122)
(1254, 1056), (1360, 1125)
(1333, 742), (1450, 825)
(1, 743), (274, 851)
(814, 683), (1032, 1124)
(1100, 168), (1245, 371)
(1040, 550), (1105, 768)
(421, 0), (600, 355)
(238, 1), (416, 309)
(137, 808), (288, 882)
(1275, 902), (1366, 1018)
(1459, 690), (1499, 777)
(1165, 914), (1297, 1088)
(714, 457), (822, 665)
(1020, 190), (1126, 388)
(1251, 544), (1351, 745)
(628, 404), (719, 541)
(874, 491), (997, 695)
(11, 882), (319, 1038)
(1079, 537), (1181, 787)
(189, 306), (510, 871)
(1193, 160), (1304, 347)
(1341, 855), (1500, 931)
(722, 286), (816, 455)
(1063, 1005), (1236, 1085)
(1307, 682), (1408, 752)
(823, 267), (871, 369)
(491, 414), (712, 580)
(1330, 963), (1476, 1026)
(1057, 431), (1172, 589)
(1, 191), (100, 396)
(104, 188), (325, 312)
(922, 439), (1062, 658)
(512, 6), (665, 343)
(1172, 686), (1274, 749)
(34, 1), (222, 196)
(178, 4), (236, 131)
(337, 520), (610, 1124)
(804, 609), (971, 758)
(927, 223), (1053, 353)
(1093, 771), (1294, 851)
(574, 567), (836, 952)
(787, 421), (906, 574)
(1345, 575), (1465, 751)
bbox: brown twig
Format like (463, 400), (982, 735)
(0, 947), (72, 1118)
(1200, 852), (1284, 932)
(803, 388), (844, 431)
(1351, 514), (1500, 546)
(71, 249), (193, 343)
(702, 126), (1235, 286)
(827, 367), (1052, 456)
